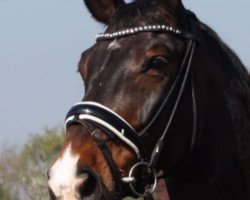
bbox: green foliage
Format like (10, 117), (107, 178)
(0, 183), (11, 200)
(0, 127), (65, 200)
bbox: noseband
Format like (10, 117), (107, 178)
(65, 13), (198, 200)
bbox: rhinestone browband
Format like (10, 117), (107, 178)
(96, 24), (184, 41)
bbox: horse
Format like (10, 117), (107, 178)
(47, 0), (250, 199)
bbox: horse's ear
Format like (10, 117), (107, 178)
(84, 0), (125, 24)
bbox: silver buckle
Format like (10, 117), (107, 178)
(121, 162), (157, 197)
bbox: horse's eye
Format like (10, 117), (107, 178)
(146, 56), (168, 71)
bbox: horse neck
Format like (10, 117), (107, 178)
(193, 23), (250, 146)
(164, 35), (248, 199)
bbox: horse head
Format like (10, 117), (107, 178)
(47, 0), (218, 199)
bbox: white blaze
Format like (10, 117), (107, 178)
(108, 39), (121, 50)
(48, 144), (80, 198)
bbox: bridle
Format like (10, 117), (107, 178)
(65, 12), (198, 200)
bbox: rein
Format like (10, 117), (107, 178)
(65, 13), (198, 200)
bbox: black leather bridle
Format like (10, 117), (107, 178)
(65, 12), (198, 200)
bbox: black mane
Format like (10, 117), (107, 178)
(198, 21), (250, 103)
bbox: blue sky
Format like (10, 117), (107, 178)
(0, 0), (249, 146)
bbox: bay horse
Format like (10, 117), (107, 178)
(47, 0), (250, 199)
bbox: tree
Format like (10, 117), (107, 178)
(0, 127), (65, 200)
(0, 183), (11, 200)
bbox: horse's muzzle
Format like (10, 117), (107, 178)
(48, 168), (111, 200)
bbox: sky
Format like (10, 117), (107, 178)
(0, 0), (249, 147)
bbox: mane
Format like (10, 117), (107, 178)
(198, 21), (250, 103)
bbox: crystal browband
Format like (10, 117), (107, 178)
(96, 24), (185, 41)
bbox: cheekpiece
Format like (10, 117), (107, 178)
(95, 24), (183, 41)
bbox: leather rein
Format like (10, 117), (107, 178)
(65, 12), (198, 200)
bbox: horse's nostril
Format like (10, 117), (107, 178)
(74, 173), (89, 190)
(78, 171), (100, 198)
